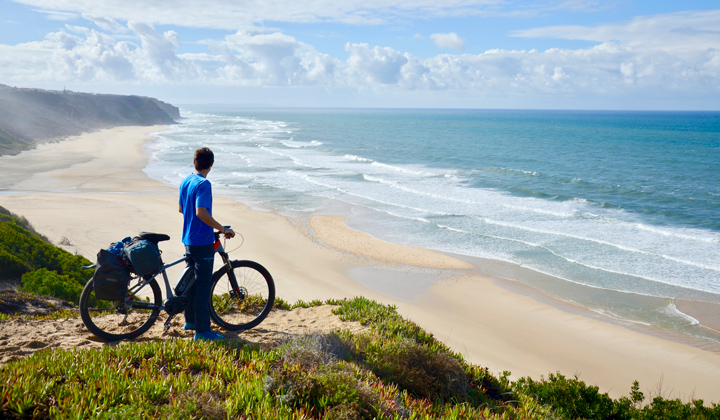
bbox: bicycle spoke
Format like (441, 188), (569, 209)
(79, 278), (162, 341)
(210, 260), (275, 331)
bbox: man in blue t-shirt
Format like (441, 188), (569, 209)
(178, 147), (235, 341)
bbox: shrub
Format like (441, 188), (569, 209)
(278, 332), (353, 369)
(331, 297), (516, 406)
(640, 397), (720, 420)
(0, 212), (91, 302)
(266, 363), (381, 420)
(362, 336), (468, 401)
(263, 332), (444, 419)
(0, 206), (49, 241)
(330, 296), (437, 347)
(0, 248), (27, 280)
(264, 334), (384, 419)
(515, 373), (623, 420)
(21, 268), (84, 304)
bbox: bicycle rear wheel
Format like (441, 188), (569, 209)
(209, 260), (275, 331)
(79, 278), (162, 341)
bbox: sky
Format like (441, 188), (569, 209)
(1, 0), (719, 110)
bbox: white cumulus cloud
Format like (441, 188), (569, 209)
(346, 43), (409, 84)
(1, 5), (718, 108)
(430, 32), (465, 52)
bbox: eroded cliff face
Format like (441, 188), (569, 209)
(0, 84), (180, 155)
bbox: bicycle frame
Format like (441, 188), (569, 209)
(129, 233), (233, 300)
(153, 254), (189, 300)
(126, 232), (237, 331)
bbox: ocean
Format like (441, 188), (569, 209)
(143, 108), (720, 345)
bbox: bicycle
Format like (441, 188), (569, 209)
(79, 228), (275, 342)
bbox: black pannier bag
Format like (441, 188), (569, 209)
(92, 248), (131, 301)
(123, 238), (162, 277)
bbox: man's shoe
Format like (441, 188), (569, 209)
(194, 331), (225, 341)
(183, 322), (196, 331)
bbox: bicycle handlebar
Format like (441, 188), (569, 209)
(215, 225), (235, 241)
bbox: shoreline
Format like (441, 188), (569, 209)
(1, 126), (720, 401)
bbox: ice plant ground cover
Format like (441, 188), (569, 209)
(2, 296), (720, 419)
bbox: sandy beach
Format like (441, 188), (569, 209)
(2, 126), (720, 402)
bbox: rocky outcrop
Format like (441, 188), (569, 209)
(0, 84), (180, 155)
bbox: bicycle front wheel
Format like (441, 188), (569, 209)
(209, 260), (275, 331)
(79, 278), (162, 341)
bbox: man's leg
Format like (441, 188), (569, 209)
(184, 244), (215, 333)
(183, 258), (196, 326)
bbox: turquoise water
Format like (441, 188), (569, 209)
(144, 108), (720, 344)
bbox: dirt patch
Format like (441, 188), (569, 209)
(0, 302), (368, 365)
(0, 290), (74, 315)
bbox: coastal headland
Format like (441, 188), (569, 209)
(1, 124), (720, 402)
(0, 84), (179, 156)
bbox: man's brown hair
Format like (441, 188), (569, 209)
(194, 147), (214, 171)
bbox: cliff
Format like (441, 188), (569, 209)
(0, 84), (180, 155)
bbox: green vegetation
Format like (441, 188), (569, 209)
(0, 205), (92, 304)
(2, 206), (720, 418)
(1, 296), (719, 419)
(0, 205), (49, 241)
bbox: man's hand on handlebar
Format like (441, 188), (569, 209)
(221, 227), (236, 239)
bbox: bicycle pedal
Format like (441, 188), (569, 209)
(163, 314), (175, 333)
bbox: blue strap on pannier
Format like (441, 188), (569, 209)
(107, 237), (132, 257)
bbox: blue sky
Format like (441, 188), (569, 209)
(1, 0), (719, 109)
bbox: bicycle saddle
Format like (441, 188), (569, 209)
(138, 232), (170, 243)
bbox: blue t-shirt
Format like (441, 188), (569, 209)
(179, 173), (214, 246)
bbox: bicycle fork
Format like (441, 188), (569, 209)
(215, 237), (244, 300)
(219, 251), (245, 301)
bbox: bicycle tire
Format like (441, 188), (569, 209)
(79, 277), (162, 341)
(209, 260), (275, 331)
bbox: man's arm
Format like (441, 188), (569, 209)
(196, 207), (235, 238)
